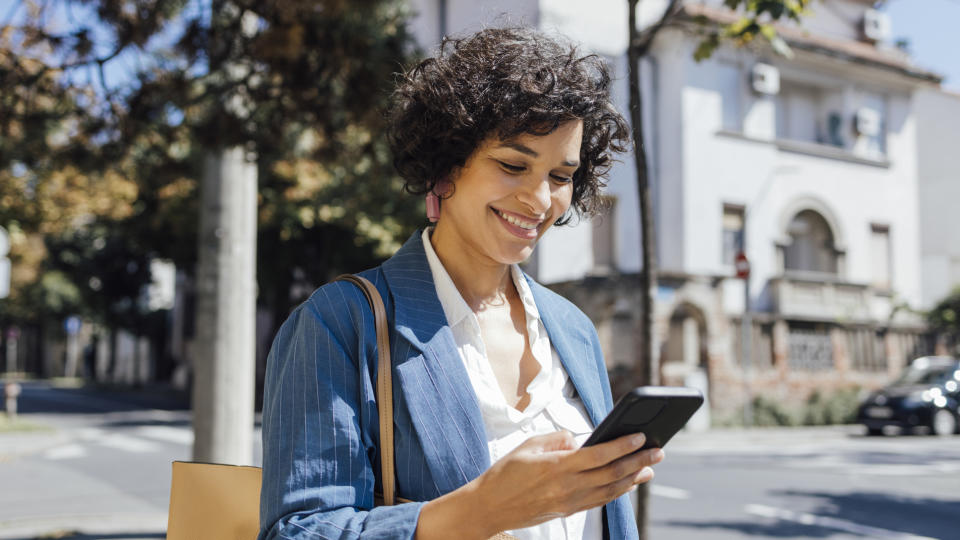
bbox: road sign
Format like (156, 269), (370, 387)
(735, 251), (750, 279)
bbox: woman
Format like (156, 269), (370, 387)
(259, 28), (663, 540)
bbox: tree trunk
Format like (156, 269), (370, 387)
(192, 146), (258, 466)
(627, 0), (659, 538)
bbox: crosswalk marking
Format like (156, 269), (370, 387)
(98, 433), (161, 453)
(745, 504), (940, 540)
(650, 484), (691, 500)
(37, 426), (195, 460)
(44, 443), (87, 460)
(137, 425), (193, 445)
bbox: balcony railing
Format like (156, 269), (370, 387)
(769, 272), (885, 322)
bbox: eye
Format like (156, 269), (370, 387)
(550, 174), (573, 184)
(497, 160), (526, 174)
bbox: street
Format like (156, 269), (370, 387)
(650, 428), (960, 540)
(1, 382), (959, 539)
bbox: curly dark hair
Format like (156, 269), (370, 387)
(387, 27), (630, 224)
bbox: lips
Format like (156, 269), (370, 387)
(491, 207), (543, 239)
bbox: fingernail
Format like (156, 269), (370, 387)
(652, 449), (665, 462)
(632, 433), (646, 447)
(635, 467), (653, 482)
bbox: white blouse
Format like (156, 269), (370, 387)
(422, 229), (602, 540)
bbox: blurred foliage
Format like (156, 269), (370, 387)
(928, 287), (960, 354)
(0, 0), (423, 331)
(692, 0), (813, 61)
(802, 387), (861, 426)
(720, 387), (862, 427)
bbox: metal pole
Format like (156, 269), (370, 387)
(741, 235), (753, 427)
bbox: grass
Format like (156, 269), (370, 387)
(0, 415), (52, 433)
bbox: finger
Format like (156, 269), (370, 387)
(520, 430), (577, 453)
(572, 465), (655, 515)
(571, 432), (646, 469)
(579, 447), (664, 487)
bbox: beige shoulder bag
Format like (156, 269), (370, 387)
(167, 274), (517, 539)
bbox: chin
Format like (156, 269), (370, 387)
(496, 245), (536, 265)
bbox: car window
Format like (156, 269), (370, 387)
(893, 366), (957, 385)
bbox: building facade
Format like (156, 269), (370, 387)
(407, 0), (944, 421)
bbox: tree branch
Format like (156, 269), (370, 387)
(633, 0), (684, 57)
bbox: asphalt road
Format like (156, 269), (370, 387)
(2, 381), (959, 539)
(649, 427), (960, 540)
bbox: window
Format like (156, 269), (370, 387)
(775, 82), (845, 148)
(722, 204), (745, 266)
(788, 323), (834, 371)
(783, 210), (838, 274)
(870, 224), (891, 290)
(592, 197), (617, 272)
(717, 62), (742, 132)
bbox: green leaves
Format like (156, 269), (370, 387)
(692, 0), (811, 62)
(1, 0), (422, 329)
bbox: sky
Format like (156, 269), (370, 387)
(881, 0), (960, 91)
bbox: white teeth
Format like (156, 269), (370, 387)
(496, 209), (539, 230)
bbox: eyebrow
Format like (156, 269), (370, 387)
(496, 142), (580, 168)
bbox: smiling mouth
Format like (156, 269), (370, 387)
(492, 207), (542, 230)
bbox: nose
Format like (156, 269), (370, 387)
(517, 175), (552, 215)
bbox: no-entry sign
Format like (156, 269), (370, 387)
(735, 251), (750, 279)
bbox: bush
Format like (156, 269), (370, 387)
(751, 395), (800, 427)
(802, 387), (861, 425)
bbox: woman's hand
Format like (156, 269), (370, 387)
(415, 430), (664, 540)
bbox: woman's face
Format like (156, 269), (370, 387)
(435, 119), (583, 266)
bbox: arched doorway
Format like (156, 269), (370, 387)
(660, 302), (711, 430)
(783, 209), (839, 274)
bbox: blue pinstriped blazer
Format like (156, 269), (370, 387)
(259, 231), (639, 540)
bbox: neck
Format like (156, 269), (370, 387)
(429, 225), (514, 312)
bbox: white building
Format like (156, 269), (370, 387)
(916, 88), (960, 310)
(407, 0), (944, 419)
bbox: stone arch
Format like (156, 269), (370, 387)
(660, 301), (710, 385)
(776, 197), (846, 276)
(776, 196), (846, 250)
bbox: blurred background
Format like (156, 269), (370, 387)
(1, 0), (959, 539)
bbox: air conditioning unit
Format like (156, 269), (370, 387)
(863, 9), (891, 42)
(751, 63), (780, 96)
(854, 107), (881, 137)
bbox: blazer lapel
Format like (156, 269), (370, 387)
(527, 275), (608, 427)
(381, 231), (490, 494)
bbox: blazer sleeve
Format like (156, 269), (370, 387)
(258, 284), (426, 540)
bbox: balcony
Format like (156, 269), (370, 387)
(768, 272), (890, 322)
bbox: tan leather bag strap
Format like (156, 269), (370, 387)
(334, 274), (518, 540)
(334, 274), (397, 506)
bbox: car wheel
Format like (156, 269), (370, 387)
(931, 409), (957, 436)
(866, 426), (884, 436)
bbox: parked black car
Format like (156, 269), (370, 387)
(857, 356), (960, 436)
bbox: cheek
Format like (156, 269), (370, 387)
(553, 185), (574, 214)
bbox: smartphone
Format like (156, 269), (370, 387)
(582, 386), (704, 449)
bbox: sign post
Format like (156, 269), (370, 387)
(0, 226), (9, 299)
(736, 251), (752, 427)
